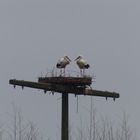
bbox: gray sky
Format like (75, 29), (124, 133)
(0, 0), (139, 139)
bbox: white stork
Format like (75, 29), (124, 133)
(56, 56), (71, 76)
(75, 56), (90, 76)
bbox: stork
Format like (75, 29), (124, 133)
(75, 56), (90, 76)
(56, 56), (71, 76)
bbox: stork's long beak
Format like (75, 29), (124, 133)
(68, 57), (71, 62)
(65, 56), (71, 62)
(74, 56), (80, 61)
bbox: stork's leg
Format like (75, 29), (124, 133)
(81, 69), (84, 77)
(64, 68), (65, 77)
(83, 69), (85, 76)
(60, 69), (62, 76)
(80, 69), (82, 77)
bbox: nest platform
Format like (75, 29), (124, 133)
(38, 76), (92, 87)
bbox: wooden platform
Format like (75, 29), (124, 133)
(9, 79), (120, 99)
(38, 76), (92, 87)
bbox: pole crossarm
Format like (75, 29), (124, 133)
(9, 79), (119, 99)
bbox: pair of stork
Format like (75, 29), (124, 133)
(56, 56), (90, 76)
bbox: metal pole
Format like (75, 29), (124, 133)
(61, 93), (69, 140)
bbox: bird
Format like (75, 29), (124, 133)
(75, 56), (90, 76)
(56, 56), (71, 76)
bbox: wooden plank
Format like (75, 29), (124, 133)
(9, 79), (120, 99)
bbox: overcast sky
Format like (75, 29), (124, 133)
(0, 0), (139, 139)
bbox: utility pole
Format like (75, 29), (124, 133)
(9, 76), (119, 140)
(62, 94), (69, 140)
